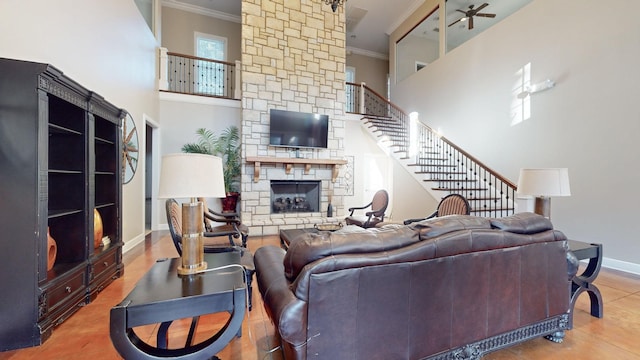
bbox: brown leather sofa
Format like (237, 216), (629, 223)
(254, 213), (577, 360)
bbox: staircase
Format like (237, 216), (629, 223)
(347, 82), (517, 218)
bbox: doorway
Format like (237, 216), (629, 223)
(144, 116), (160, 233)
(362, 153), (393, 217)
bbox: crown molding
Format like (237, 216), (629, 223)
(386, 0), (425, 35)
(346, 46), (389, 61)
(161, 0), (241, 23)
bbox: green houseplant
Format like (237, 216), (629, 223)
(182, 126), (241, 211)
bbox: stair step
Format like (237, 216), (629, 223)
(414, 171), (467, 175)
(465, 197), (503, 201)
(367, 121), (403, 127)
(431, 187), (489, 191)
(409, 164), (458, 168)
(470, 208), (515, 213)
(373, 130), (404, 135)
(367, 124), (404, 131)
(362, 115), (393, 121)
(369, 126), (405, 132)
(417, 157), (448, 161)
(428, 179), (477, 183)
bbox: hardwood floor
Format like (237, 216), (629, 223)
(1, 232), (639, 359)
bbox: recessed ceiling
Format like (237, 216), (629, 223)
(168, 0), (240, 16)
(165, 0), (419, 57)
(164, 0), (531, 58)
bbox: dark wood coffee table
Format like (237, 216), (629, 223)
(110, 251), (246, 359)
(568, 240), (603, 329)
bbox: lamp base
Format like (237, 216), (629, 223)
(179, 200), (207, 276)
(534, 196), (551, 219)
(178, 261), (208, 276)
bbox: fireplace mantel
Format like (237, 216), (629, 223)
(246, 156), (347, 183)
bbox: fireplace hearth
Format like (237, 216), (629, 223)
(271, 180), (320, 214)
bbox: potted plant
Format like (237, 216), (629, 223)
(182, 126), (241, 212)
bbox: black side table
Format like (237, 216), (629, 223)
(568, 240), (603, 329)
(110, 251), (246, 359)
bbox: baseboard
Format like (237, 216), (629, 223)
(602, 257), (640, 276)
(122, 233), (147, 254)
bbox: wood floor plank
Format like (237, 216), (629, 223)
(1, 232), (638, 360)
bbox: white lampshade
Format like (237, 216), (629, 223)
(158, 153), (226, 199)
(517, 168), (571, 197)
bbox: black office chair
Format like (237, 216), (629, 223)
(403, 193), (471, 225)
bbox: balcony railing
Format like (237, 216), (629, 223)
(158, 48), (241, 99)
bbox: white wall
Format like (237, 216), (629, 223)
(343, 117), (438, 222)
(0, 0), (159, 249)
(161, 6), (242, 62)
(158, 94), (242, 225)
(392, 0), (640, 272)
(345, 53), (389, 97)
(396, 35), (438, 83)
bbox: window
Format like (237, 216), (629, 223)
(194, 32), (227, 96)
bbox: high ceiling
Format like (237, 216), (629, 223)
(164, 0), (531, 58)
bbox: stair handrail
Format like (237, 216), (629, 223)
(346, 82), (407, 117)
(418, 124), (518, 189)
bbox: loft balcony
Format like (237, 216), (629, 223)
(158, 48), (241, 100)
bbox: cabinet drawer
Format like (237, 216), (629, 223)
(45, 268), (87, 315)
(90, 246), (119, 281)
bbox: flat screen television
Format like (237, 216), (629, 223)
(269, 109), (329, 149)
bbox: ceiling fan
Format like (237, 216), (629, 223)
(448, 3), (496, 30)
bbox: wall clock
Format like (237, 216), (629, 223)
(122, 112), (139, 184)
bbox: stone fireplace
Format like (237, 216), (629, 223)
(240, 0), (347, 235)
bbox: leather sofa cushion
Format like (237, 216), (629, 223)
(282, 213), (556, 282)
(490, 212), (553, 234)
(283, 225), (417, 281)
(409, 215), (492, 239)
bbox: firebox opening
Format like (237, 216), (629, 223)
(270, 180), (320, 214)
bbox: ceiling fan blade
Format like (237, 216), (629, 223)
(448, 17), (463, 27)
(469, 16), (474, 30)
(456, 9), (467, 15)
(476, 13), (496, 18)
(475, 3), (489, 12)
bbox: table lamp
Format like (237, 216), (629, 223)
(517, 168), (571, 219)
(158, 153), (226, 275)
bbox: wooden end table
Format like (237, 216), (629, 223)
(568, 240), (603, 329)
(110, 251), (246, 359)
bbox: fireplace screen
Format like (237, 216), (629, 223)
(271, 180), (320, 213)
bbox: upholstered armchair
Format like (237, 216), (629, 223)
(404, 193), (470, 225)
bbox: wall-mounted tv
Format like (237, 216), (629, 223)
(269, 109), (329, 149)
